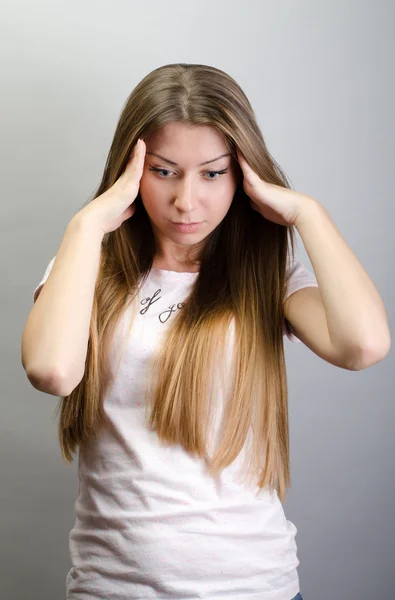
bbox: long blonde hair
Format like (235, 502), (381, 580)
(55, 63), (296, 503)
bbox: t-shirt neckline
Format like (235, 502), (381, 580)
(149, 267), (199, 280)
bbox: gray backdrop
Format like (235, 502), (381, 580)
(2, 0), (394, 598)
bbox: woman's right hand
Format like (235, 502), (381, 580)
(78, 138), (146, 235)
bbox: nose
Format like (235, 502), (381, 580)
(173, 176), (198, 213)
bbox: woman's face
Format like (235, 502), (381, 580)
(139, 122), (241, 266)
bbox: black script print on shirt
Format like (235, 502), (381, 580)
(140, 288), (187, 324)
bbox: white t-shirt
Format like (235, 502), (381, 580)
(33, 256), (318, 600)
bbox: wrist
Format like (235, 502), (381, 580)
(294, 197), (323, 231)
(69, 210), (105, 242)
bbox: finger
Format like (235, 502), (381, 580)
(238, 154), (253, 173)
(128, 139), (145, 165)
(237, 152), (255, 178)
(236, 149), (245, 164)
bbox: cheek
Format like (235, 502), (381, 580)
(211, 186), (235, 213)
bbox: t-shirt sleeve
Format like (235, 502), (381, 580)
(33, 256), (56, 303)
(283, 258), (319, 343)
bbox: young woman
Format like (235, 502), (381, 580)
(22, 63), (390, 600)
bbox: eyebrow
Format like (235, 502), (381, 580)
(146, 152), (232, 166)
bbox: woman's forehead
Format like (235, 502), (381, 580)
(147, 122), (228, 149)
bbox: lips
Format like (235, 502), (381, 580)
(171, 221), (203, 232)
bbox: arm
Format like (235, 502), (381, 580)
(285, 199), (390, 370)
(21, 214), (104, 396)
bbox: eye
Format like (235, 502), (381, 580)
(149, 167), (228, 180)
(149, 167), (173, 178)
(205, 169), (228, 180)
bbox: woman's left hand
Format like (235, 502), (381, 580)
(236, 150), (316, 227)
